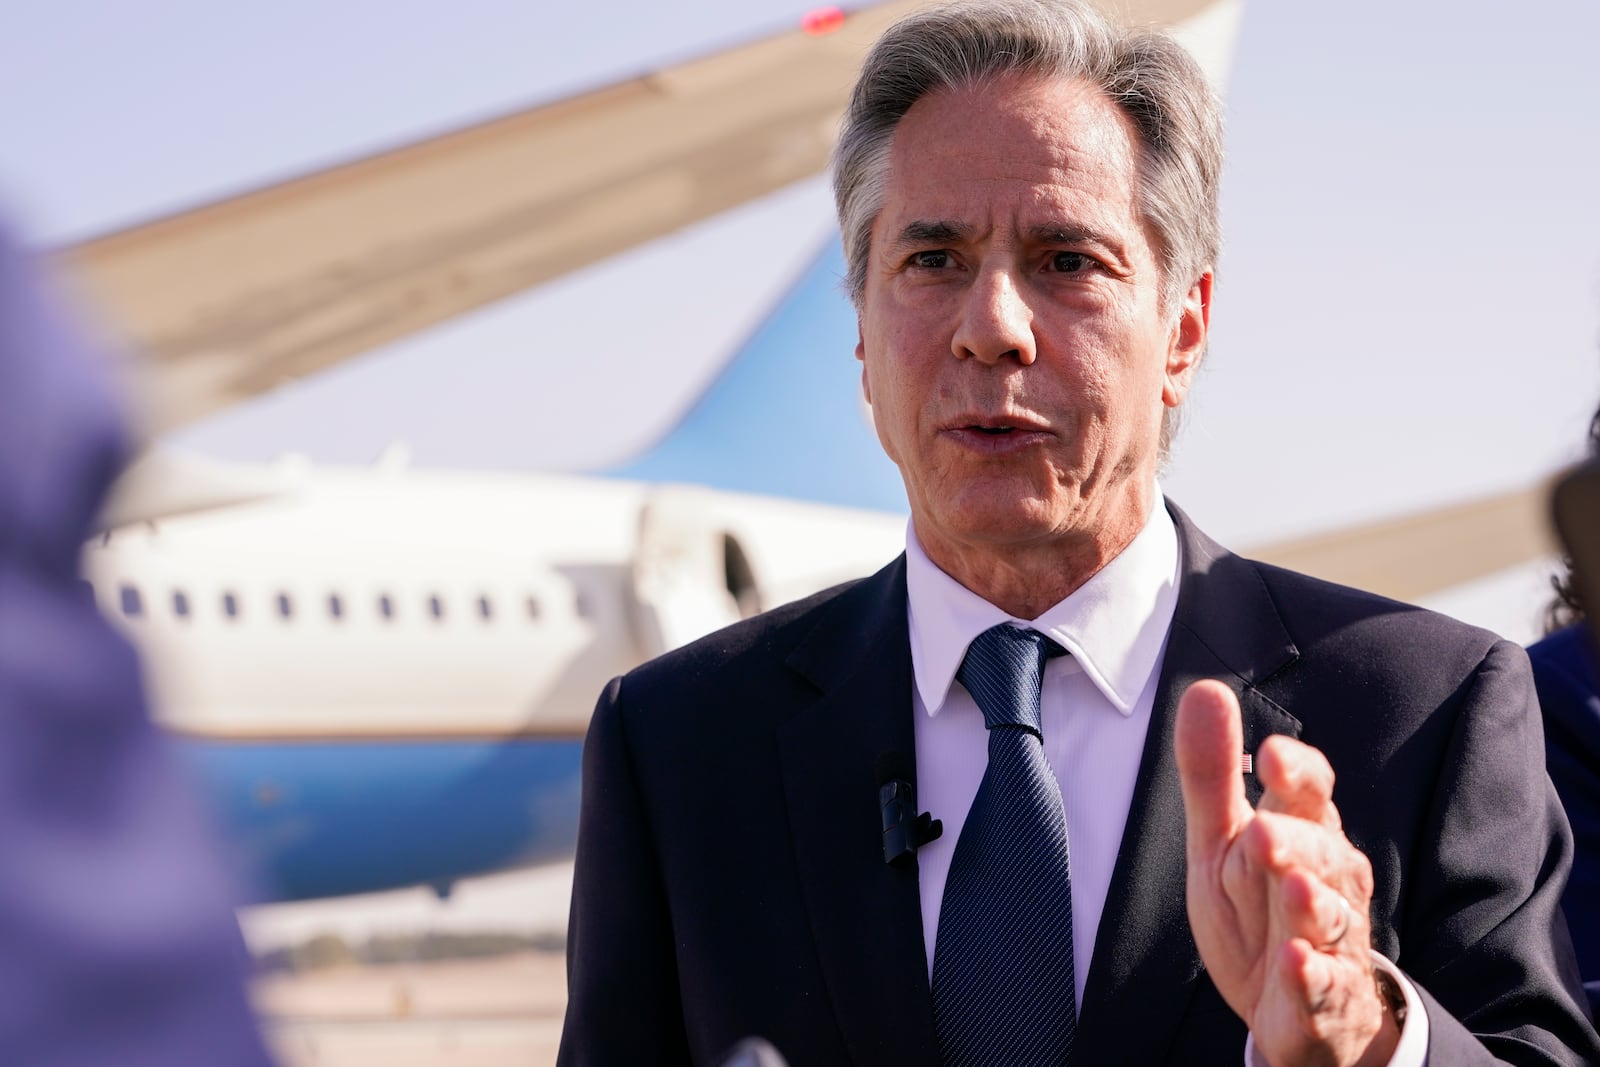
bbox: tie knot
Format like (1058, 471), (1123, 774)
(956, 624), (1063, 734)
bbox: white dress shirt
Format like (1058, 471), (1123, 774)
(903, 493), (1428, 1064)
(907, 494), (1181, 997)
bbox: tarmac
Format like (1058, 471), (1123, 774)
(245, 863), (574, 1067)
(256, 952), (566, 1067)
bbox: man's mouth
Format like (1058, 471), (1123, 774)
(942, 416), (1052, 452)
(947, 414), (1050, 435)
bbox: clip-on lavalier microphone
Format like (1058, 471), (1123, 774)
(877, 753), (943, 868)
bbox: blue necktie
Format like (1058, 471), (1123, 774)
(932, 624), (1076, 1067)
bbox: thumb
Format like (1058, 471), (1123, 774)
(1175, 679), (1253, 858)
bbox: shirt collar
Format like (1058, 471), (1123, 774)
(905, 491), (1181, 718)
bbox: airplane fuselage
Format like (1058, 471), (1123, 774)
(84, 461), (905, 899)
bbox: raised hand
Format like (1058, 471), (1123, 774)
(1175, 680), (1400, 1067)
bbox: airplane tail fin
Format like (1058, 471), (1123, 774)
(600, 237), (907, 515)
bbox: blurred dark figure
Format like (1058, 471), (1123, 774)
(0, 218), (275, 1065)
(1531, 403), (1600, 1017)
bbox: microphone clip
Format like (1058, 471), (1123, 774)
(880, 779), (942, 868)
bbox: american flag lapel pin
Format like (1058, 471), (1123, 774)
(1240, 752), (1254, 775)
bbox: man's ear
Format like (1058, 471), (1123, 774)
(856, 322), (872, 405)
(1163, 271), (1212, 408)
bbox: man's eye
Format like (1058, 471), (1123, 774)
(911, 250), (951, 269)
(1050, 251), (1093, 273)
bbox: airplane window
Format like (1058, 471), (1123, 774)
(173, 590), (191, 618)
(478, 595), (493, 620)
(222, 592), (239, 619)
(428, 594), (445, 621)
(277, 593), (293, 619)
(526, 596), (540, 621)
(378, 594), (395, 621)
(120, 584), (143, 618)
(328, 594), (344, 620)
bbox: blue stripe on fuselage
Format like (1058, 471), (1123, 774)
(171, 736), (582, 902)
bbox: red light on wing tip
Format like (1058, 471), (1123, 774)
(802, 6), (846, 35)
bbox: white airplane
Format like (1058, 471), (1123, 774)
(82, 441), (906, 899)
(47, 0), (1582, 903)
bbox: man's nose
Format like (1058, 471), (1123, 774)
(951, 268), (1036, 366)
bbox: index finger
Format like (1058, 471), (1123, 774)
(1175, 679), (1254, 858)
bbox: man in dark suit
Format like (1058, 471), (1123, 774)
(559, 1), (1600, 1063)
(1529, 629), (1600, 1015)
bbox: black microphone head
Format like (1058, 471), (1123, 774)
(876, 751), (915, 786)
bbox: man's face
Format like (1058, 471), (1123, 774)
(857, 73), (1209, 571)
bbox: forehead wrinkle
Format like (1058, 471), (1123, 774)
(935, 75), (1137, 175)
(888, 143), (1137, 236)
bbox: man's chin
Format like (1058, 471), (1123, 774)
(917, 497), (1077, 553)
(913, 482), (1149, 558)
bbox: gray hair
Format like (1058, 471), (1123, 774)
(832, 0), (1223, 315)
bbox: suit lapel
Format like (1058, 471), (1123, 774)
(1073, 503), (1302, 1064)
(776, 557), (939, 1065)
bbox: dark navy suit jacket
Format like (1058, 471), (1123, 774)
(1527, 622), (1600, 1018)
(559, 503), (1599, 1065)
(0, 221), (273, 1066)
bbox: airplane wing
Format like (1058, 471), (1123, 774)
(1246, 484), (1555, 603)
(57, 0), (1221, 436)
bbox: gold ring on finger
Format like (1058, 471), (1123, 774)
(1325, 892), (1354, 949)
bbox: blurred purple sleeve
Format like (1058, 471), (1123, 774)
(0, 220), (275, 1066)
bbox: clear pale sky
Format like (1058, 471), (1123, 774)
(3, 0), (1598, 639)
